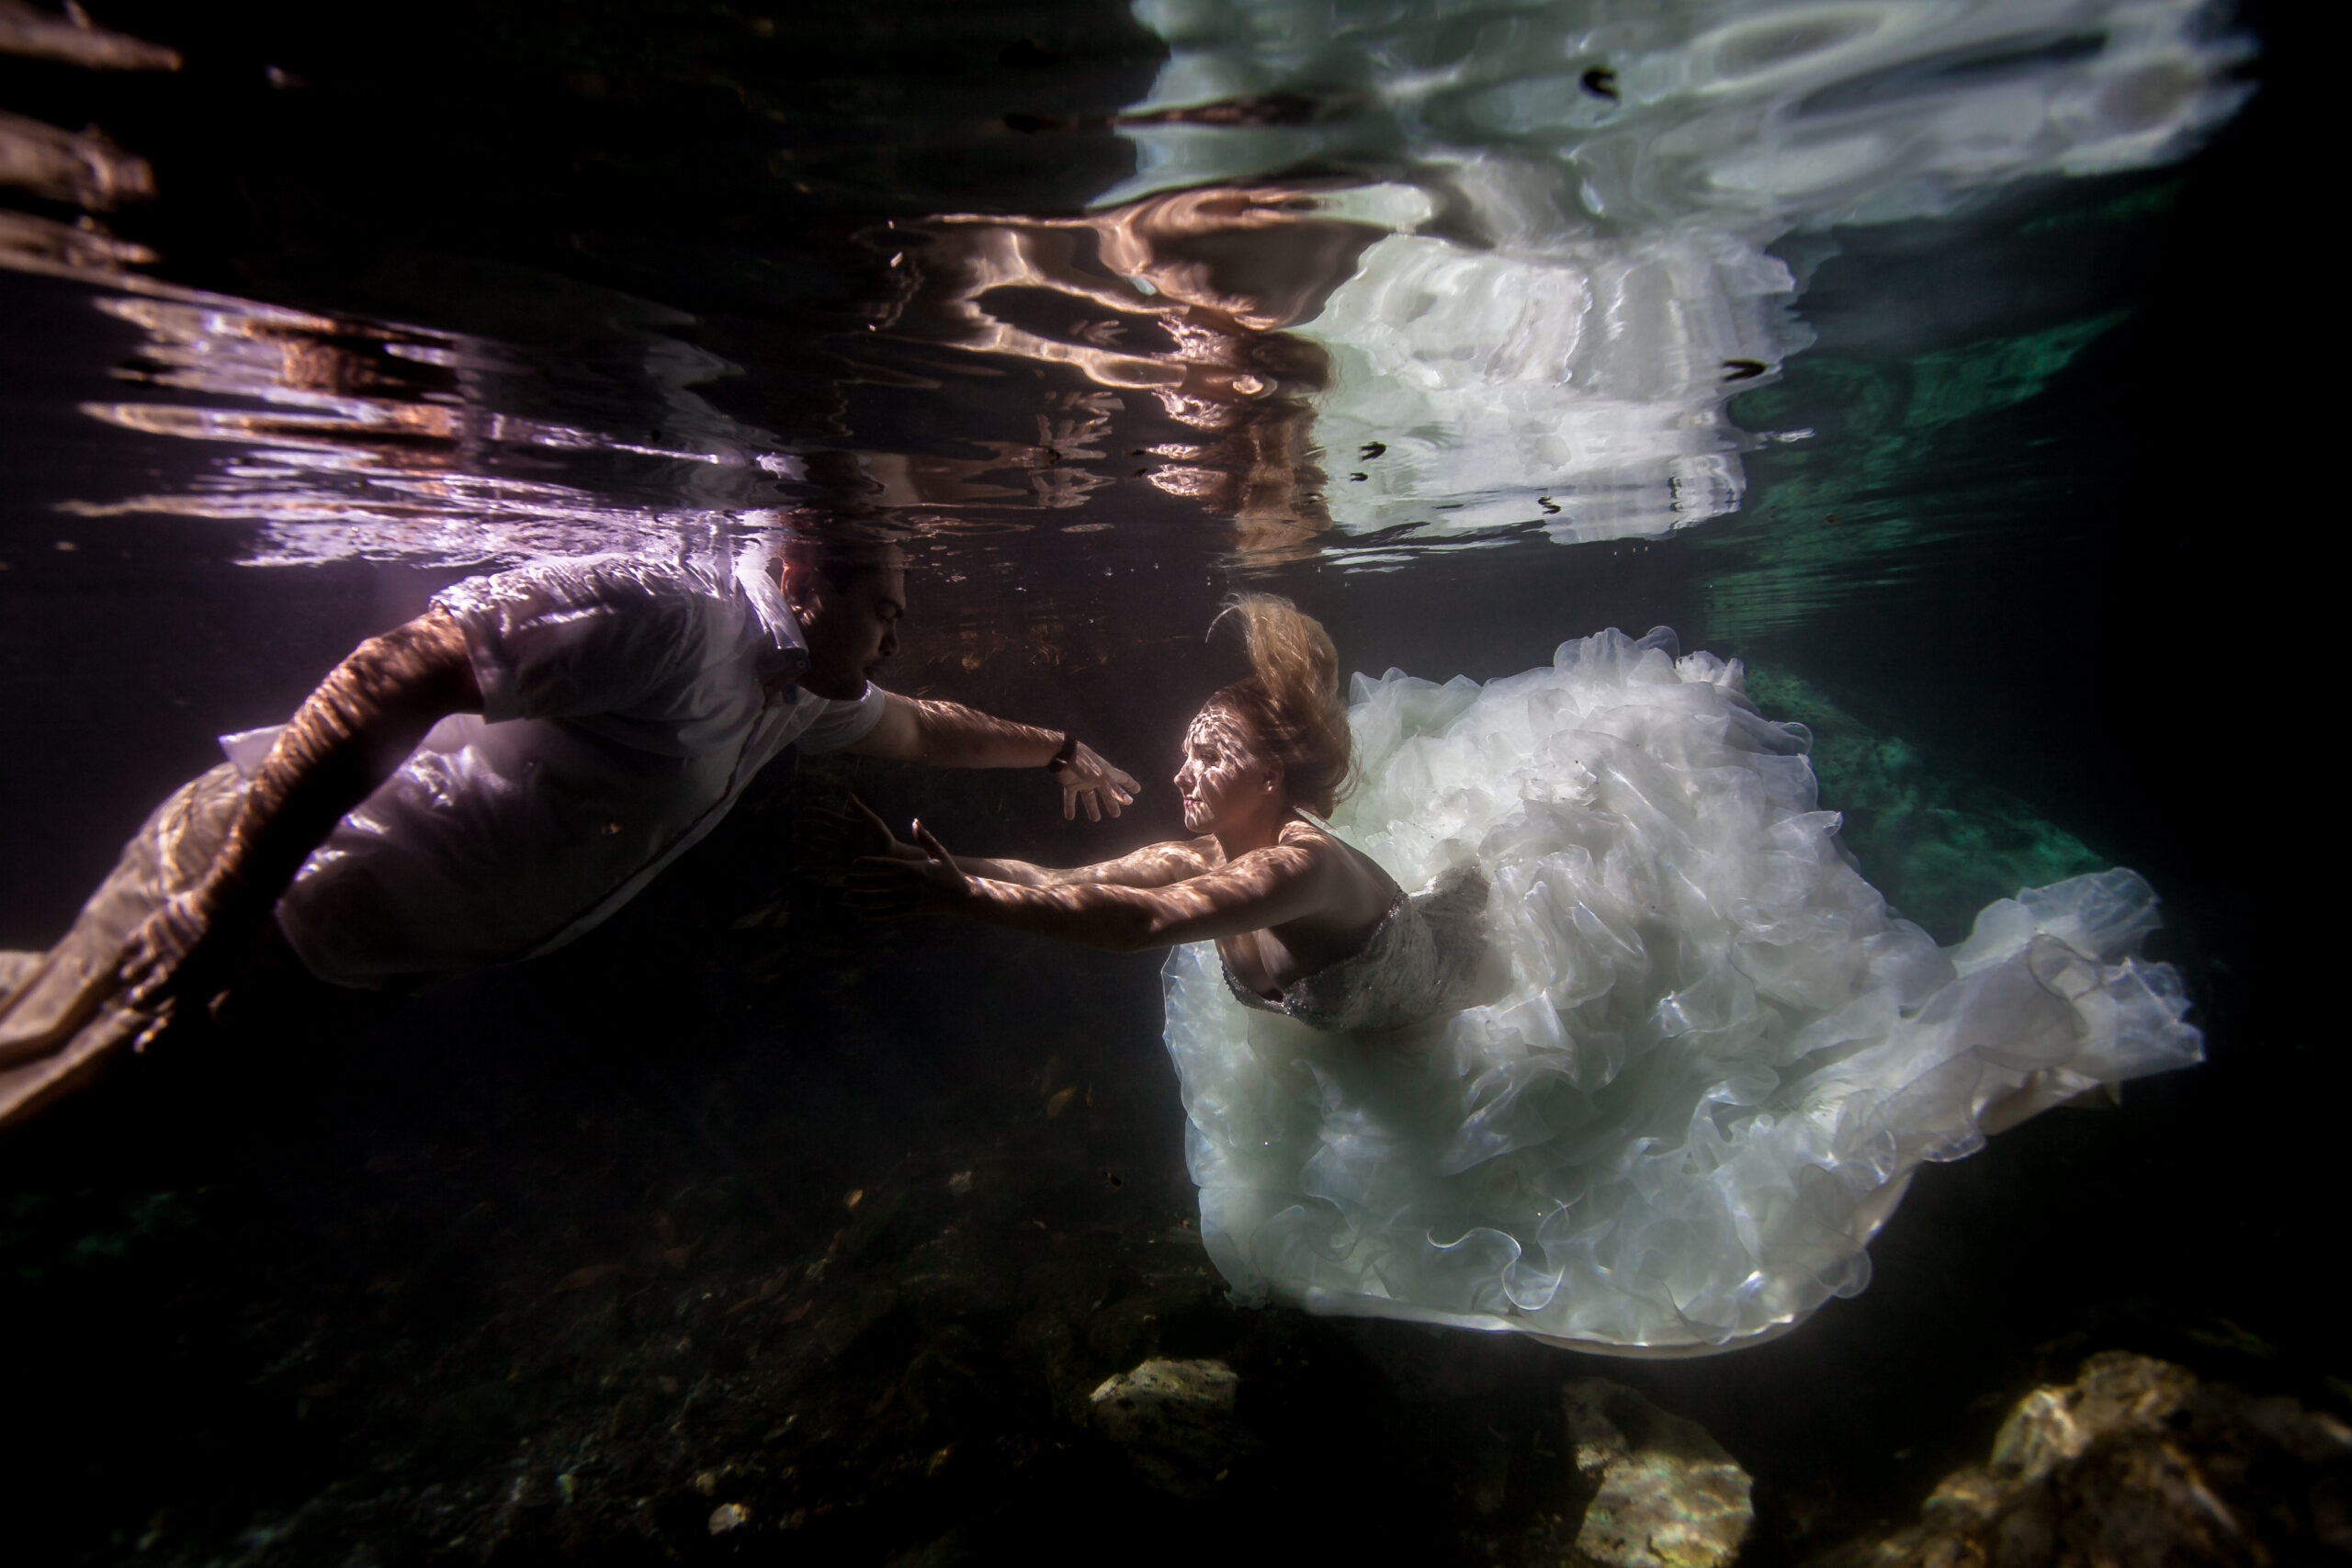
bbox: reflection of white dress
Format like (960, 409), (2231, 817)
(1160, 628), (2201, 1355)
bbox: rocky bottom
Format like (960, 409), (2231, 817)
(8, 1071), (2348, 1568)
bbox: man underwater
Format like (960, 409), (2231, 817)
(0, 526), (1138, 1124)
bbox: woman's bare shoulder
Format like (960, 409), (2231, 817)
(1277, 818), (1400, 897)
(1274, 818), (1360, 863)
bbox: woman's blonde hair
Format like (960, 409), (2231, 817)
(1209, 593), (1352, 817)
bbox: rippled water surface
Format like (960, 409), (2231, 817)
(0, 2), (2324, 1563)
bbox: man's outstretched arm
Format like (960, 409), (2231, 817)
(121, 609), (484, 1013)
(846, 693), (1139, 820)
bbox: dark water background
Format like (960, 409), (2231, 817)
(0, 3), (2329, 1563)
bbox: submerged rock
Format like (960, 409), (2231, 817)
(1562, 1380), (1755, 1568)
(1813, 1351), (2352, 1567)
(1088, 1357), (1242, 1497)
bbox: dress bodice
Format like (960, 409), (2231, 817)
(1222, 864), (1489, 1032)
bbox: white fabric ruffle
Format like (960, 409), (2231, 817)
(1160, 627), (2200, 1354)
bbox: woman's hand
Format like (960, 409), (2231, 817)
(846, 819), (977, 918)
(1053, 741), (1140, 823)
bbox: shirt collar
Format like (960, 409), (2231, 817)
(732, 536), (811, 687)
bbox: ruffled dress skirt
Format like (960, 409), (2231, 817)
(1159, 628), (2201, 1354)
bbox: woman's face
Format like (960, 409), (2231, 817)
(1175, 703), (1278, 833)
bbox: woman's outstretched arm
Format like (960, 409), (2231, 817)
(949, 841), (1220, 889)
(826, 799), (1214, 889)
(848, 822), (1331, 953)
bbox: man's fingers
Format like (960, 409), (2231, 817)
(119, 908), (193, 1005)
(1083, 791), (1102, 823)
(131, 1004), (173, 1055)
(124, 964), (192, 1024)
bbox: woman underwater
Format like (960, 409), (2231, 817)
(849, 596), (2202, 1355)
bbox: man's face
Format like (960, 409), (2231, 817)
(792, 558), (905, 698)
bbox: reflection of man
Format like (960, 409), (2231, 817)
(0, 530), (1137, 1125)
(859, 186), (1379, 558)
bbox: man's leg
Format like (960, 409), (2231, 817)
(0, 763), (250, 1127)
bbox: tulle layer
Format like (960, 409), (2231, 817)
(1160, 628), (2200, 1354)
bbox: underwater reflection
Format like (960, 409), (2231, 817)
(54, 288), (812, 567)
(1074, 0), (2253, 553)
(4, 0), (2255, 576)
(0, 0), (173, 281)
(836, 0), (2254, 566)
(3, 2), (828, 569)
(0, 0), (176, 71)
(876, 186), (1380, 558)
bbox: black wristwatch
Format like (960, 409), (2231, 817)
(1046, 732), (1080, 773)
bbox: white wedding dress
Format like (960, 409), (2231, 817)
(1159, 628), (2201, 1355)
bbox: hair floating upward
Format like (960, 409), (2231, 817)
(1210, 593), (1352, 818)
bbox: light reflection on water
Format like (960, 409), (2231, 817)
(3, 0), (2249, 574)
(56, 288), (810, 568)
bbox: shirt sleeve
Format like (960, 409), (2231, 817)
(432, 558), (714, 724)
(793, 682), (889, 754)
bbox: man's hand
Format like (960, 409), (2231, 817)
(846, 696), (1140, 822)
(845, 819), (974, 917)
(1053, 741), (1139, 822)
(116, 886), (261, 1043)
(113, 607), (486, 1042)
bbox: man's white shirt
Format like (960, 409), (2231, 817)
(239, 547), (881, 986)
